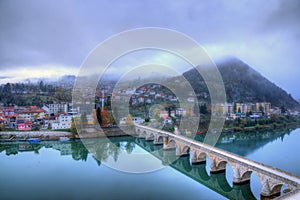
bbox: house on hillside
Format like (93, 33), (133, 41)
(17, 121), (32, 131)
(16, 108), (45, 122)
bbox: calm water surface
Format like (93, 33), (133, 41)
(1, 128), (300, 200)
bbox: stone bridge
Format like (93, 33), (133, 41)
(135, 124), (300, 199)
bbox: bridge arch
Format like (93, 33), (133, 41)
(208, 155), (227, 174)
(181, 145), (190, 156)
(157, 136), (163, 143)
(169, 139), (177, 146)
(217, 160), (227, 169)
(241, 170), (252, 182)
(165, 138), (176, 150)
(271, 183), (285, 197)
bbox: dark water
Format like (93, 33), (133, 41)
(1, 128), (300, 200)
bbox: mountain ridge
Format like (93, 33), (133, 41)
(183, 57), (299, 109)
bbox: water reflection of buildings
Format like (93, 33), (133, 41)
(51, 143), (72, 155)
(189, 129), (292, 156)
(18, 143), (33, 151)
(215, 129), (290, 156)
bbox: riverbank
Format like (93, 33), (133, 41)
(0, 131), (72, 141)
(0, 126), (133, 142)
(225, 121), (300, 134)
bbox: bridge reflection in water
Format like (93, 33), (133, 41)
(134, 137), (256, 200)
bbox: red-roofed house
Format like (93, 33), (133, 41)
(16, 108), (45, 122)
(17, 121), (32, 131)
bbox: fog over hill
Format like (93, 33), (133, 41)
(183, 57), (299, 109)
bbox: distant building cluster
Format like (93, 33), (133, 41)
(111, 84), (204, 106)
(213, 102), (287, 119)
(0, 103), (80, 131)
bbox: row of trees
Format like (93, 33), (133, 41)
(0, 82), (72, 106)
(224, 114), (300, 129)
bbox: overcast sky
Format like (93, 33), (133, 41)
(0, 0), (300, 98)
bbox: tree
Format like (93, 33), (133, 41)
(233, 102), (237, 113)
(200, 104), (208, 114)
(246, 111), (253, 116)
(280, 105), (287, 114)
(96, 107), (102, 125)
(168, 107), (171, 117)
(125, 114), (133, 125)
(259, 105), (265, 116)
(71, 118), (78, 135)
(101, 109), (114, 126)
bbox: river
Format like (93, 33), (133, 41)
(0, 128), (299, 200)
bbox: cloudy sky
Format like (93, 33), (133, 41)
(0, 0), (300, 98)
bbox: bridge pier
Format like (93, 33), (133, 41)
(259, 177), (283, 200)
(176, 147), (190, 157)
(175, 142), (190, 157)
(232, 164), (251, 185)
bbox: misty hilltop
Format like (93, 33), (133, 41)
(183, 57), (299, 109)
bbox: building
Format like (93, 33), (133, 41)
(256, 102), (271, 115)
(270, 107), (281, 115)
(235, 103), (255, 114)
(51, 114), (72, 130)
(17, 121), (32, 131)
(160, 110), (175, 118)
(43, 103), (68, 115)
(215, 103), (234, 115)
(16, 108), (45, 122)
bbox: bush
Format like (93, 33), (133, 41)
(145, 117), (150, 123)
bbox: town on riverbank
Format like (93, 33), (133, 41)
(1, 82), (300, 142)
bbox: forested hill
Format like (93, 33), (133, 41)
(183, 57), (299, 109)
(0, 82), (72, 106)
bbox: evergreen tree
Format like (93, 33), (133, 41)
(96, 107), (102, 126)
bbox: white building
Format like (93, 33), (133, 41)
(52, 114), (72, 130)
(43, 103), (68, 115)
(119, 116), (144, 125)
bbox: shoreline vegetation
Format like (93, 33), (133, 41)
(222, 114), (300, 133)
